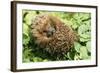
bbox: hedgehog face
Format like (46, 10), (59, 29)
(42, 21), (56, 38)
(31, 14), (56, 46)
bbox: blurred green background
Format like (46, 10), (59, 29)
(22, 10), (91, 63)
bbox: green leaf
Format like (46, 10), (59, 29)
(80, 37), (90, 42)
(23, 23), (29, 36)
(43, 59), (48, 62)
(86, 41), (91, 52)
(78, 24), (91, 42)
(78, 25), (90, 38)
(23, 34), (30, 45)
(74, 42), (81, 52)
(80, 46), (88, 59)
(23, 23), (30, 45)
(72, 23), (78, 29)
(33, 57), (43, 62)
(79, 13), (91, 20)
(74, 53), (80, 60)
(83, 20), (91, 26)
(66, 48), (76, 60)
(24, 11), (36, 25)
(23, 48), (32, 62)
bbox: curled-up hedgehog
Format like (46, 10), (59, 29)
(31, 14), (78, 59)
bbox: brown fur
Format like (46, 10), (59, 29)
(31, 14), (77, 55)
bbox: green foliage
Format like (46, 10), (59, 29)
(22, 10), (91, 62)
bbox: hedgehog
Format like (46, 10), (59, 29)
(30, 14), (78, 59)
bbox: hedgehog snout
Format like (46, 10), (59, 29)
(46, 26), (56, 37)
